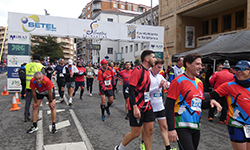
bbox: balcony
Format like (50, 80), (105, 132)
(93, 0), (101, 3)
(92, 3), (101, 12)
(63, 50), (71, 54)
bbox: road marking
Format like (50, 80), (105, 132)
(48, 120), (70, 132)
(69, 109), (94, 150)
(36, 110), (43, 150)
(43, 142), (87, 150)
(47, 109), (65, 115)
(55, 94), (60, 97)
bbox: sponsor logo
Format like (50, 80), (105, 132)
(127, 25), (137, 39)
(83, 21), (107, 38)
(21, 15), (56, 32)
(9, 34), (28, 41)
(150, 44), (163, 50)
(9, 56), (18, 65)
(11, 80), (21, 86)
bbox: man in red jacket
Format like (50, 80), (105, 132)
(208, 60), (234, 123)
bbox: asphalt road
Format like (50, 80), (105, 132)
(0, 74), (233, 150)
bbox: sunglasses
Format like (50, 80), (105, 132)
(234, 67), (250, 71)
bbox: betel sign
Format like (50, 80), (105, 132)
(8, 43), (30, 55)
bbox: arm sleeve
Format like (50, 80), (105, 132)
(98, 71), (106, 91)
(169, 68), (175, 82)
(129, 85), (136, 106)
(165, 97), (176, 131)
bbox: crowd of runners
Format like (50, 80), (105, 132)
(19, 51), (250, 150)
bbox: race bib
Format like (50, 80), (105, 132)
(144, 92), (150, 102)
(87, 72), (92, 75)
(153, 92), (162, 100)
(191, 98), (202, 112)
(104, 80), (111, 86)
(59, 73), (64, 77)
(244, 125), (250, 138)
(48, 70), (52, 73)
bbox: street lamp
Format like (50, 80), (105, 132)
(151, 0), (153, 25)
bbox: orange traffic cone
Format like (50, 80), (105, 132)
(119, 81), (123, 85)
(10, 96), (21, 111)
(1, 85), (9, 96)
(15, 92), (21, 104)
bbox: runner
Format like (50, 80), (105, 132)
(62, 59), (79, 105)
(85, 61), (95, 97)
(98, 59), (115, 121)
(165, 53), (222, 150)
(169, 57), (185, 82)
(27, 72), (57, 134)
(52, 58), (65, 103)
(209, 60), (250, 150)
(114, 50), (156, 150)
(73, 62), (86, 100)
(140, 58), (171, 150)
(110, 62), (117, 99)
(117, 61), (132, 120)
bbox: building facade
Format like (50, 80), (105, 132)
(0, 26), (8, 63)
(56, 37), (76, 62)
(159, 0), (248, 65)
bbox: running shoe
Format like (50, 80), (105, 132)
(208, 117), (213, 122)
(106, 107), (111, 115)
(125, 114), (129, 120)
(80, 96), (83, 100)
(59, 97), (64, 103)
(87, 91), (89, 95)
(51, 126), (57, 134)
(69, 99), (73, 106)
(102, 115), (105, 121)
(27, 126), (38, 134)
(89, 93), (92, 97)
(219, 120), (226, 124)
(114, 145), (119, 150)
(140, 143), (145, 150)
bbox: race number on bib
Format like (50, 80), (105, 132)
(244, 125), (250, 138)
(191, 98), (202, 112)
(59, 73), (64, 77)
(87, 72), (92, 76)
(153, 92), (162, 100)
(144, 92), (150, 102)
(104, 80), (111, 86)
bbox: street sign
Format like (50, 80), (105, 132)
(86, 44), (101, 50)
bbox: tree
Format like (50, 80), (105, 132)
(31, 36), (64, 63)
(134, 59), (140, 66)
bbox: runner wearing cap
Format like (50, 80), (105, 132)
(98, 59), (115, 121)
(209, 60), (250, 150)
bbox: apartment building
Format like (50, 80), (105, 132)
(0, 26), (8, 62)
(57, 37), (76, 62)
(159, 0), (248, 65)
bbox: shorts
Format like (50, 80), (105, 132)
(153, 109), (166, 120)
(129, 108), (154, 127)
(75, 81), (85, 87)
(36, 89), (56, 100)
(57, 77), (65, 87)
(66, 82), (75, 89)
(123, 85), (130, 99)
(227, 125), (250, 143)
(99, 88), (113, 97)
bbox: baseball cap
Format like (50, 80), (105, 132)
(101, 59), (108, 65)
(68, 59), (73, 65)
(235, 60), (250, 69)
(222, 60), (230, 69)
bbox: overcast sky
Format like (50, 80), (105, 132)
(0, 0), (158, 27)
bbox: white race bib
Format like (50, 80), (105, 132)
(87, 72), (92, 75)
(244, 125), (250, 138)
(153, 92), (162, 100)
(144, 92), (150, 102)
(59, 73), (64, 77)
(191, 98), (202, 112)
(104, 80), (111, 86)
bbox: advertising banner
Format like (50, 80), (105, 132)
(185, 26), (195, 48)
(8, 43), (30, 55)
(8, 12), (164, 43)
(7, 67), (20, 78)
(8, 31), (30, 44)
(7, 55), (31, 67)
(149, 42), (164, 51)
(7, 78), (21, 90)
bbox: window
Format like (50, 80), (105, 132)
(107, 48), (113, 54)
(141, 43), (144, 50)
(88, 6), (90, 10)
(135, 44), (138, 51)
(212, 18), (218, 34)
(202, 20), (209, 35)
(121, 47), (123, 53)
(134, 6), (137, 11)
(125, 46), (128, 53)
(107, 18), (113, 22)
(88, 14), (90, 18)
(113, 3), (117, 8)
(223, 14), (231, 31)
(128, 5), (131, 11)
(121, 5), (125, 9)
(139, 8), (144, 12)
(130, 45), (133, 52)
(235, 10), (244, 29)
